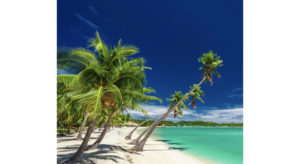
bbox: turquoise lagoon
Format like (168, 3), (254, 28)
(152, 127), (243, 164)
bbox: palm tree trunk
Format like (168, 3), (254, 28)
(76, 112), (90, 140)
(128, 126), (150, 145)
(125, 114), (163, 140)
(130, 77), (206, 151)
(128, 112), (173, 145)
(65, 118), (95, 164)
(87, 107), (117, 150)
(129, 110), (171, 151)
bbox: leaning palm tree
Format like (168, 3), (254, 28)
(128, 112), (173, 145)
(88, 87), (161, 150)
(188, 84), (205, 109)
(129, 91), (189, 145)
(75, 111), (90, 140)
(124, 88), (163, 140)
(83, 33), (161, 151)
(125, 87), (181, 141)
(125, 113), (163, 140)
(130, 50), (223, 151)
(167, 91), (187, 118)
(58, 32), (160, 163)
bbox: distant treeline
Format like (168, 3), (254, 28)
(130, 119), (243, 127)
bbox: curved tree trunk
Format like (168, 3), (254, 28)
(129, 110), (171, 151)
(76, 112), (90, 140)
(130, 77), (206, 151)
(87, 107), (117, 150)
(65, 118), (95, 164)
(128, 112), (173, 145)
(125, 114), (163, 140)
(128, 126), (150, 145)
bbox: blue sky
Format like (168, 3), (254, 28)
(58, 0), (243, 123)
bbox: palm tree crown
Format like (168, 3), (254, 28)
(58, 31), (161, 122)
(198, 50), (223, 85)
(167, 91), (187, 118)
(189, 84), (205, 109)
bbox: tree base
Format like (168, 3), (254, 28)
(128, 144), (143, 151)
(86, 143), (98, 151)
(125, 135), (131, 140)
(64, 156), (78, 164)
(75, 137), (82, 140)
(128, 140), (138, 145)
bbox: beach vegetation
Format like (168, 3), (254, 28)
(57, 32), (161, 163)
(130, 50), (223, 151)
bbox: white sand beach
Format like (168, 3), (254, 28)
(57, 127), (212, 164)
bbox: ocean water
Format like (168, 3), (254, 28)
(152, 127), (243, 164)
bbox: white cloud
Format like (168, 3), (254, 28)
(126, 104), (243, 123)
(88, 6), (99, 15)
(126, 104), (168, 118)
(75, 13), (99, 29)
(197, 108), (243, 123)
(227, 87), (243, 98)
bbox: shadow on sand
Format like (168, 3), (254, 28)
(57, 144), (140, 164)
(155, 139), (190, 151)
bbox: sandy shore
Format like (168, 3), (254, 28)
(57, 127), (212, 164)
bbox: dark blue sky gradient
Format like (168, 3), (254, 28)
(58, 0), (243, 110)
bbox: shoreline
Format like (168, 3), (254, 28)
(146, 128), (216, 164)
(57, 127), (212, 164)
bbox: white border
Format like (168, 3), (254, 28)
(1, 0), (300, 163)
(244, 0), (300, 163)
(0, 0), (56, 163)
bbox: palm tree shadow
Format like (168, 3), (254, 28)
(168, 146), (189, 151)
(155, 139), (189, 151)
(57, 132), (103, 143)
(57, 138), (78, 143)
(57, 144), (140, 163)
(156, 139), (182, 146)
(95, 144), (140, 155)
(156, 139), (171, 142)
(58, 153), (123, 164)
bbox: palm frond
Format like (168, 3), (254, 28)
(197, 50), (223, 85)
(119, 45), (139, 56)
(143, 87), (156, 93)
(120, 89), (162, 103)
(129, 104), (148, 116)
(57, 75), (76, 88)
(70, 48), (99, 64)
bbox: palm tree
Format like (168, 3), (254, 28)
(125, 113), (164, 140)
(130, 50), (223, 151)
(65, 118), (96, 164)
(125, 88), (184, 141)
(188, 84), (205, 109)
(128, 112), (173, 145)
(57, 76), (84, 132)
(167, 91), (187, 118)
(88, 87), (161, 150)
(58, 32), (160, 163)
(75, 111), (90, 140)
(128, 91), (191, 145)
(86, 56), (161, 150)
